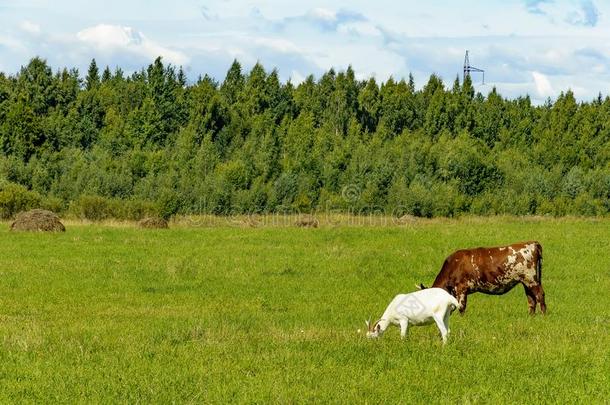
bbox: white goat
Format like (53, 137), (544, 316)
(366, 288), (459, 344)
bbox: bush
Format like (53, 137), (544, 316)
(562, 167), (585, 198)
(70, 195), (112, 221)
(41, 196), (65, 214)
(119, 200), (159, 220)
(571, 194), (603, 216)
(470, 192), (496, 216)
(156, 190), (180, 220)
(70, 195), (158, 221)
(403, 180), (434, 218)
(0, 182), (42, 219)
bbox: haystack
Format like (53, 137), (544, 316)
(295, 215), (319, 228)
(138, 217), (169, 229)
(10, 209), (65, 232)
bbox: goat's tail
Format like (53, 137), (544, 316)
(449, 295), (460, 312)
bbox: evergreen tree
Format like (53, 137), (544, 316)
(220, 60), (244, 105)
(85, 58), (100, 90)
(101, 66), (112, 83)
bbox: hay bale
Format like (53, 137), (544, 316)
(10, 209), (65, 232)
(138, 217), (169, 229)
(295, 215), (319, 228)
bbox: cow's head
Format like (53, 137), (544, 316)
(365, 318), (382, 338)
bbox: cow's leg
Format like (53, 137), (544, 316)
(532, 284), (546, 314)
(523, 284), (537, 315)
(456, 289), (468, 314)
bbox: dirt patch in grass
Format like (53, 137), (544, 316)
(10, 209), (66, 232)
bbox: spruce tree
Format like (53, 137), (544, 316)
(85, 58), (100, 90)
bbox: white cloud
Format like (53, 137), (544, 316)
(337, 21), (382, 38)
(0, 34), (27, 53)
(19, 20), (41, 35)
(290, 70), (306, 84)
(252, 37), (301, 54)
(309, 8), (336, 22)
(532, 71), (553, 97)
(76, 24), (189, 66)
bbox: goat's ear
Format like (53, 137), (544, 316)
(416, 283), (426, 290)
(375, 323), (381, 332)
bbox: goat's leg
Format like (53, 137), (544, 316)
(443, 310), (451, 335)
(399, 319), (409, 339)
(433, 315), (449, 344)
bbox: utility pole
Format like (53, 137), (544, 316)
(463, 50), (484, 84)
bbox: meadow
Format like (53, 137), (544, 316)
(0, 216), (608, 403)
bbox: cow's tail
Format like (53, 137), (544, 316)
(535, 242), (543, 283)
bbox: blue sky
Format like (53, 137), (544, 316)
(0, 0), (608, 103)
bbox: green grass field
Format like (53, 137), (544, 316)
(0, 217), (608, 403)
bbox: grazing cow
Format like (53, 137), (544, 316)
(366, 288), (459, 344)
(420, 241), (546, 315)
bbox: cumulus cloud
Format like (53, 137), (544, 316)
(524, 0), (554, 15)
(523, 0), (600, 29)
(277, 8), (367, 32)
(251, 37), (301, 54)
(337, 21), (382, 38)
(310, 8), (335, 22)
(77, 24), (189, 65)
(183, 30), (321, 85)
(19, 20), (41, 35)
(565, 0), (599, 27)
(532, 71), (553, 97)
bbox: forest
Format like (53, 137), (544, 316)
(0, 56), (609, 220)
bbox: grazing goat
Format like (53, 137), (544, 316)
(366, 288), (459, 344)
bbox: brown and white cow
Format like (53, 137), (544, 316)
(421, 241), (546, 315)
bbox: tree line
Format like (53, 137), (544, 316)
(0, 56), (609, 219)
